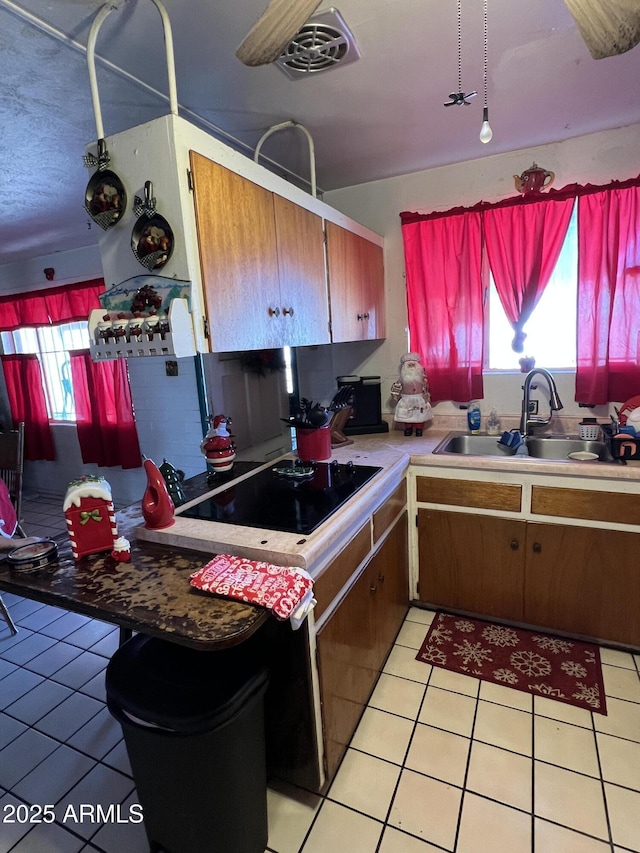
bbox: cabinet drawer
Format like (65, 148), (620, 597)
(313, 522), (371, 620)
(531, 486), (640, 525)
(416, 476), (521, 512)
(373, 480), (407, 543)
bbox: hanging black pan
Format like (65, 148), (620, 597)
(131, 181), (174, 271)
(83, 0), (179, 235)
(83, 138), (127, 230)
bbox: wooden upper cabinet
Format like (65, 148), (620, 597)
(326, 221), (385, 342)
(272, 194), (330, 347)
(190, 151), (329, 351)
(360, 233), (386, 340)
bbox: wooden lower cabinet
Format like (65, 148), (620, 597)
(417, 509), (525, 622)
(316, 512), (408, 782)
(418, 508), (640, 647)
(524, 522), (640, 647)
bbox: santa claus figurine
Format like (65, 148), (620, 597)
(391, 352), (433, 436)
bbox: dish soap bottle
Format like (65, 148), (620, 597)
(486, 406), (501, 435)
(467, 403), (481, 434)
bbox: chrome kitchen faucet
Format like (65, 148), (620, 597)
(519, 368), (563, 436)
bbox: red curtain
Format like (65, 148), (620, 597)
(0, 355), (55, 461)
(402, 211), (484, 402)
(0, 279), (105, 330)
(576, 183), (640, 404)
(70, 351), (142, 469)
(483, 197), (575, 352)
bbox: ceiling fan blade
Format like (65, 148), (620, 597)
(236, 0), (323, 67)
(563, 0), (640, 59)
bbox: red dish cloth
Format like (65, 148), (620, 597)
(190, 554), (313, 621)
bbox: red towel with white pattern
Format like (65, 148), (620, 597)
(190, 554), (313, 622)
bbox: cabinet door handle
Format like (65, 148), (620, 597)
(532, 542), (542, 553)
(357, 313), (364, 321)
(369, 585), (377, 593)
(268, 307), (280, 317)
(510, 539), (519, 550)
(378, 573), (385, 584)
(282, 307), (294, 316)
(363, 312), (370, 320)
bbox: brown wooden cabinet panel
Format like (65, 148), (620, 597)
(273, 194), (330, 347)
(191, 152), (279, 351)
(375, 510), (410, 655)
(418, 508), (525, 621)
(416, 476), (521, 512)
(524, 522), (640, 646)
(373, 480), (407, 543)
(317, 560), (379, 782)
(325, 221), (385, 342)
(317, 513), (408, 782)
(190, 152), (329, 351)
(360, 235), (385, 340)
(313, 522), (371, 621)
(531, 485), (640, 526)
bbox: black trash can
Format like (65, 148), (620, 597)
(106, 633), (269, 853)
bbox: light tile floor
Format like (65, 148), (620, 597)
(0, 498), (639, 852)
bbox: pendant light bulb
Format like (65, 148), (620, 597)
(479, 106), (493, 144)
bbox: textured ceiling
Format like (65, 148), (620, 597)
(1, 0), (639, 266)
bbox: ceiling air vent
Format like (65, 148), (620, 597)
(276, 8), (360, 80)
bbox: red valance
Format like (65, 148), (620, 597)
(0, 278), (105, 331)
(400, 174), (640, 224)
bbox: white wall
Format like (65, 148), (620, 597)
(0, 246), (103, 295)
(320, 121), (640, 423)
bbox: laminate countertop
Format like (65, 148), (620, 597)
(2, 421), (635, 651)
(349, 419), (640, 485)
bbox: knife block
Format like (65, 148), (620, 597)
(330, 407), (354, 447)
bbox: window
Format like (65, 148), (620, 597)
(0, 321), (90, 422)
(487, 207), (578, 371)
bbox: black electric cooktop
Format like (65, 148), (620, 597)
(178, 460), (382, 536)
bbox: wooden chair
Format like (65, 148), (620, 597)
(0, 422), (25, 635)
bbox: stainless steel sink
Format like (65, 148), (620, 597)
(432, 433), (518, 458)
(433, 432), (613, 462)
(525, 436), (611, 461)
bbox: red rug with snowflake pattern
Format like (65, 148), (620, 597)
(416, 612), (607, 715)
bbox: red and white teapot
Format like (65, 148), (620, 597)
(514, 162), (555, 195)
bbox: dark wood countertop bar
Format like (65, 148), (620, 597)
(0, 501), (269, 650)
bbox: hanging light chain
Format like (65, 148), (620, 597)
(479, 0), (493, 143)
(483, 0), (488, 108)
(457, 0), (462, 94)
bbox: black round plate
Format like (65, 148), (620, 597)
(131, 213), (174, 270)
(84, 169), (127, 230)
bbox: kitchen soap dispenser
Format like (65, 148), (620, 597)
(486, 407), (501, 435)
(467, 404), (481, 434)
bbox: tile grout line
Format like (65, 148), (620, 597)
(372, 672), (431, 852)
(590, 704), (618, 852)
(450, 677), (481, 853)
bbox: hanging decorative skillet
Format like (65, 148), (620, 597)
(83, 138), (126, 230)
(131, 181), (174, 270)
(83, 0), (179, 231)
